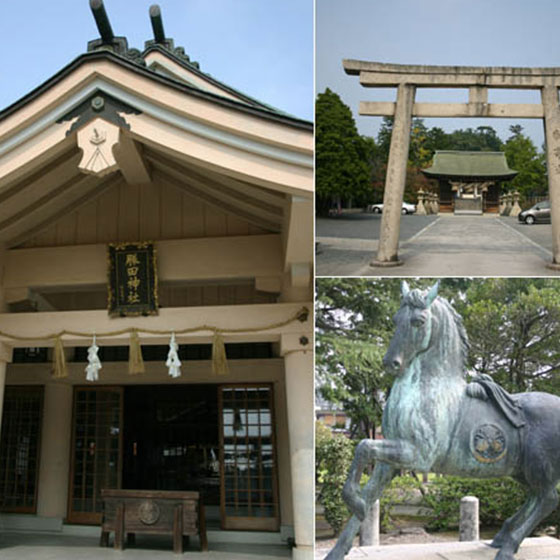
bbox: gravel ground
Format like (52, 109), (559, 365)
(315, 519), (459, 559)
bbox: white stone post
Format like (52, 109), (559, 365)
(360, 499), (380, 546)
(499, 195), (505, 215)
(373, 84), (415, 266)
(37, 383), (74, 518)
(542, 85), (560, 267)
(282, 337), (313, 560)
(460, 496), (479, 542)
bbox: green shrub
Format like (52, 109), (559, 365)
(378, 474), (424, 531)
(424, 476), (526, 531)
(316, 423), (355, 535)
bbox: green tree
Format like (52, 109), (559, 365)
(316, 279), (396, 438)
(374, 117), (434, 203)
(315, 88), (373, 215)
(504, 125), (547, 198)
(458, 279), (560, 394)
(425, 126), (453, 154)
(447, 126), (504, 152)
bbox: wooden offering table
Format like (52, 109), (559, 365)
(100, 489), (208, 553)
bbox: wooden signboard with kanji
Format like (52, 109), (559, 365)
(108, 242), (158, 317)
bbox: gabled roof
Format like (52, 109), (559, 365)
(422, 151), (517, 181)
(0, 23), (312, 249)
(142, 44), (294, 117)
(0, 50), (311, 132)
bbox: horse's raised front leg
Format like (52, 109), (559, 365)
(325, 462), (395, 560)
(343, 438), (419, 520)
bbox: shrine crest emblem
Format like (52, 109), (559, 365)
(470, 423), (507, 464)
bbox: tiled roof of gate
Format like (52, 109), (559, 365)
(422, 151), (517, 180)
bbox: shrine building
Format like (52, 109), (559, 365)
(422, 151), (517, 214)
(0, 2), (313, 559)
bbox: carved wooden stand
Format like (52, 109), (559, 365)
(99, 489), (208, 553)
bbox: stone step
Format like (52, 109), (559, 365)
(345, 537), (560, 560)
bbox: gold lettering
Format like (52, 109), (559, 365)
(127, 292), (141, 304)
(127, 277), (141, 291)
(126, 254), (140, 266)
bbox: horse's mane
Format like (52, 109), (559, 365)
(404, 289), (470, 371)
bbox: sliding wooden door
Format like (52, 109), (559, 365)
(219, 384), (279, 531)
(0, 386), (44, 513)
(67, 387), (123, 524)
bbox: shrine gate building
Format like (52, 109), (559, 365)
(422, 151), (517, 214)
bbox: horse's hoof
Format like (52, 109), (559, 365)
(490, 536), (503, 548)
(494, 547), (514, 560)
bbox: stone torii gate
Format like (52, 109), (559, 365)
(344, 60), (560, 269)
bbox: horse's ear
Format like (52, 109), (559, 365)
(401, 281), (410, 298)
(425, 281), (439, 307)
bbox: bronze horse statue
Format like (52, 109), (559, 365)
(326, 281), (560, 560)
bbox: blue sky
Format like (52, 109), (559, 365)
(0, 0), (313, 121)
(317, 0), (560, 148)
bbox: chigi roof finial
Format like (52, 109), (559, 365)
(89, 0), (115, 45)
(87, 0), (145, 65)
(149, 4), (167, 45)
(144, 4), (200, 69)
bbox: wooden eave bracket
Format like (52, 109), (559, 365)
(76, 117), (151, 184)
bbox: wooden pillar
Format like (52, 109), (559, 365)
(0, 361), (6, 435)
(542, 85), (560, 267)
(37, 383), (73, 518)
(0, 344), (12, 440)
(373, 83), (415, 266)
(282, 340), (313, 560)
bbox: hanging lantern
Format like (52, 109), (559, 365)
(166, 332), (182, 378)
(85, 335), (102, 382)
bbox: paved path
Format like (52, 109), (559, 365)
(0, 532), (290, 560)
(316, 215), (560, 277)
(316, 213), (436, 240)
(316, 537), (560, 560)
(337, 537), (560, 560)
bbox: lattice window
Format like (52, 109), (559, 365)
(220, 385), (279, 531)
(0, 386), (44, 513)
(69, 387), (122, 524)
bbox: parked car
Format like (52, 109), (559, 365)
(368, 202), (416, 215)
(518, 200), (551, 224)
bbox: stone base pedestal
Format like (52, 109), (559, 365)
(370, 259), (404, 268)
(344, 537), (560, 560)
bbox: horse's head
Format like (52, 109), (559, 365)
(382, 281), (439, 375)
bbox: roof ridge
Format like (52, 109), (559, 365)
(0, 50), (311, 131)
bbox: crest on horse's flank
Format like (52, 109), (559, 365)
(470, 423), (507, 464)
